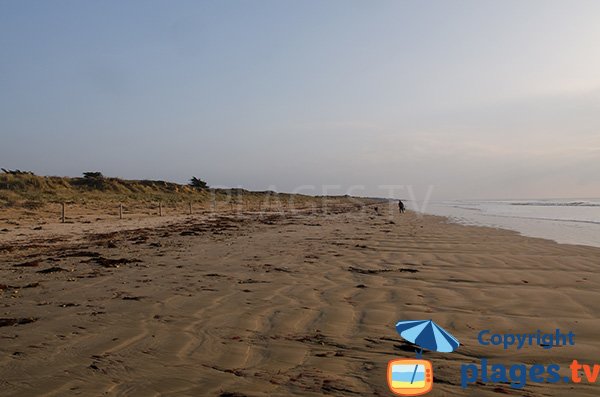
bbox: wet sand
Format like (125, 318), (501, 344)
(1, 205), (599, 396)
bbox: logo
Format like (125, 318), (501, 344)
(461, 329), (599, 389)
(387, 358), (433, 396)
(387, 320), (460, 396)
(387, 323), (597, 392)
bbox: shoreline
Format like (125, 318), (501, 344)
(422, 199), (600, 249)
(1, 206), (599, 396)
(429, 212), (600, 250)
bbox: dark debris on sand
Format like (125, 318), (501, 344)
(238, 278), (270, 284)
(37, 266), (69, 274)
(121, 296), (143, 301)
(84, 256), (142, 268)
(399, 268), (419, 273)
(347, 266), (419, 275)
(13, 260), (41, 267)
(0, 317), (38, 327)
(347, 266), (391, 275)
(0, 282), (40, 290)
(59, 251), (101, 258)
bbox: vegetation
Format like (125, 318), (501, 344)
(0, 170), (345, 210)
(82, 171), (104, 179)
(189, 176), (208, 189)
(1, 168), (35, 175)
(0, 171), (207, 206)
(73, 171), (107, 189)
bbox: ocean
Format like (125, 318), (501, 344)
(419, 198), (600, 248)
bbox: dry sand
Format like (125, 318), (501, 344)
(1, 204), (599, 396)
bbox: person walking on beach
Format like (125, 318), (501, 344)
(398, 200), (405, 214)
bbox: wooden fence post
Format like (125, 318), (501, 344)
(189, 202), (192, 215)
(61, 203), (65, 223)
(119, 203), (123, 219)
(159, 202), (162, 217)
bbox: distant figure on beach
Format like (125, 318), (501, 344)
(398, 200), (405, 214)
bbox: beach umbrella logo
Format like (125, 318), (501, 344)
(387, 320), (460, 396)
(395, 319), (460, 355)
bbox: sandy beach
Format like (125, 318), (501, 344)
(0, 204), (598, 396)
(4, 1), (600, 395)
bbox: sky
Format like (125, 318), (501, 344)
(1, 0), (600, 200)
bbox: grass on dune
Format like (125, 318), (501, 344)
(0, 171), (352, 210)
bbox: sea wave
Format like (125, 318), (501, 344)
(509, 201), (600, 207)
(460, 212), (600, 226)
(450, 205), (482, 211)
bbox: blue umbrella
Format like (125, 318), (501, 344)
(395, 319), (460, 355)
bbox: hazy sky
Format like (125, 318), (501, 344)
(1, 1), (599, 200)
